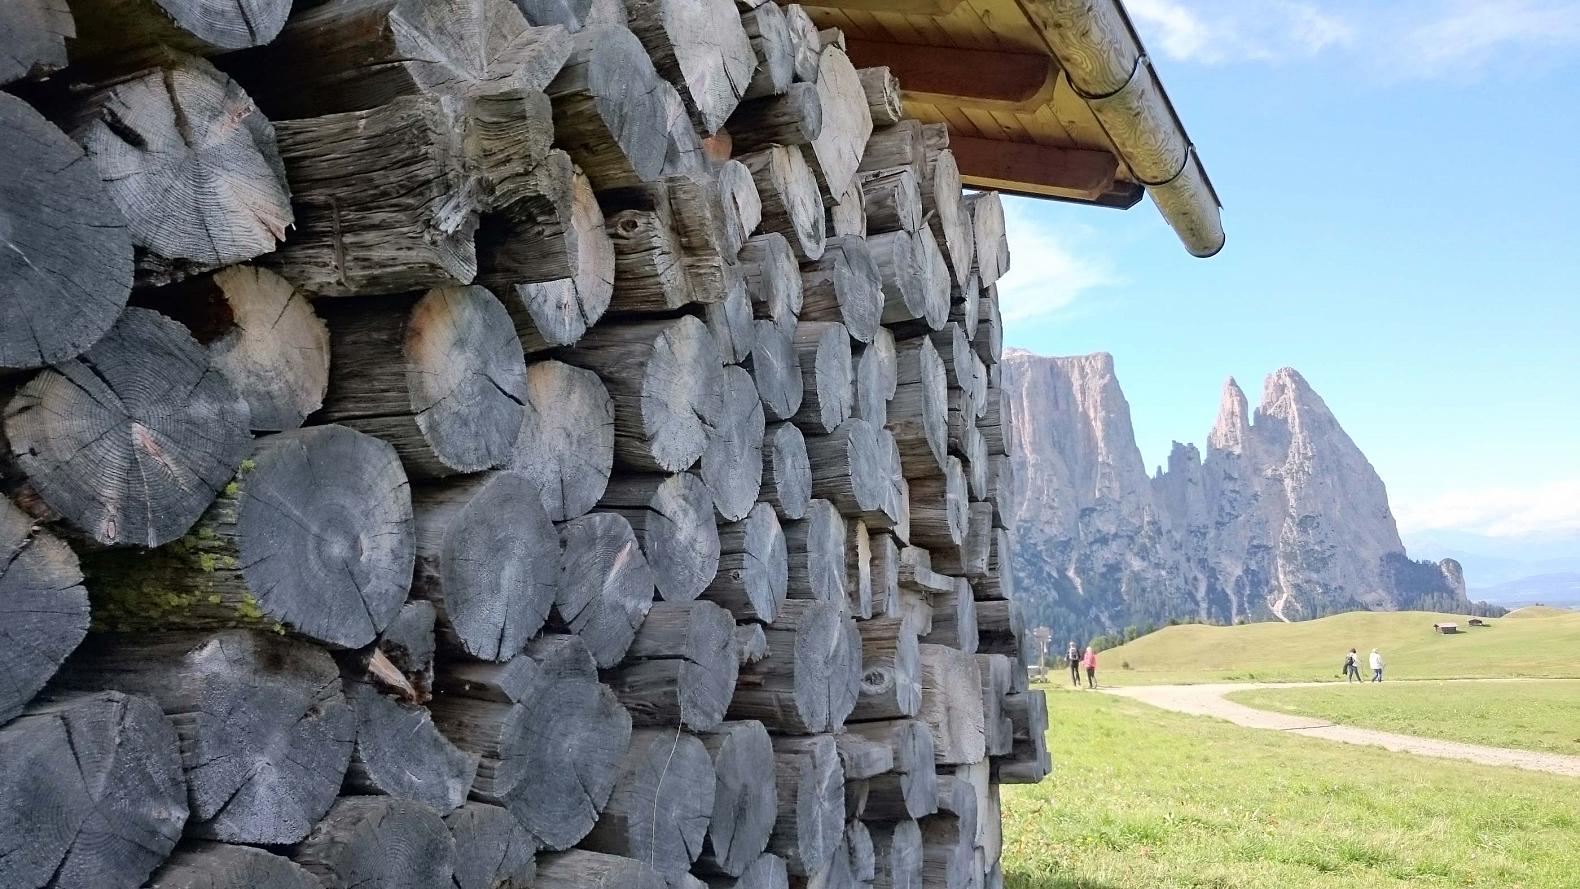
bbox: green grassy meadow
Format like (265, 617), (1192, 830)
(1002, 690), (1580, 889)
(1226, 680), (1580, 755)
(1088, 607), (1580, 686)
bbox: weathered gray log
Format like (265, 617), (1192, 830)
(799, 236), (882, 344)
(858, 121), (925, 174)
(535, 849), (667, 889)
(973, 599), (1022, 659)
(806, 46), (872, 197)
(316, 287), (527, 477)
(140, 265), (328, 432)
(860, 168), (922, 234)
(3, 307), (250, 547)
(782, 4), (822, 83)
(996, 690), (1049, 784)
(738, 145), (827, 261)
(791, 321), (855, 434)
(0, 0), (72, 85)
(703, 852), (788, 889)
(478, 152), (616, 350)
(869, 530), (902, 619)
(740, 233), (804, 327)
(846, 720), (937, 821)
(559, 315), (725, 473)
(889, 336), (947, 480)
(446, 803), (539, 889)
(728, 84), (822, 153)
(704, 502), (788, 623)
(909, 455), (967, 551)
(144, 843), (322, 889)
(64, 0), (290, 60)
(868, 820), (922, 889)
(597, 473), (721, 602)
(581, 728), (716, 875)
(918, 800), (976, 889)
(925, 324), (984, 415)
(868, 230), (942, 329)
(916, 644), (985, 766)
(367, 600), (438, 694)
(293, 796), (455, 889)
(827, 177), (868, 239)
(412, 471), (558, 661)
(736, 623), (770, 665)
(858, 66), (903, 126)
(805, 417), (892, 526)
(847, 820), (878, 883)
(920, 578), (977, 655)
(431, 634), (631, 850)
(624, 0), (755, 133)
(266, 96), (477, 294)
(342, 682), (479, 810)
(703, 366), (767, 521)
(766, 735), (844, 876)
(509, 359), (615, 521)
(973, 285), (1002, 365)
(783, 499), (847, 607)
(741, 1), (794, 99)
(226, 0), (571, 118)
(848, 612), (921, 723)
(949, 271), (981, 341)
(847, 519), (874, 618)
(0, 691), (186, 889)
(556, 512), (656, 669)
(61, 54), (291, 279)
(546, 25), (678, 189)
(959, 428), (988, 502)
(600, 166), (754, 297)
(0, 500), (89, 725)
(606, 600), (739, 731)
(55, 631), (355, 843)
(975, 655), (1015, 757)
(763, 421), (813, 521)
(0, 93), (131, 372)
(728, 600), (859, 734)
(979, 382), (1005, 457)
(706, 277), (759, 365)
(817, 27), (845, 51)
(695, 721), (778, 876)
(514, 0), (629, 31)
(919, 147), (973, 288)
(964, 191), (1009, 285)
(854, 326), (897, 428)
(748, 320), (805, 423)
(916, 225), (953, 331)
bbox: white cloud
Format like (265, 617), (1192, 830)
(994, 201), (1121, 324)
(1396, 0), (1580, 77)
(1125, 0), (1353, 64)
(1394, 477), (1580, 537)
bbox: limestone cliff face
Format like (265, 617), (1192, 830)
(1003, 350), (1471, 641)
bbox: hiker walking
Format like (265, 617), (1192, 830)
(1067, 642), (1081, 687)
(1343, 648), (1362, 683)
(1370, 648), (1384, 682)
(1082, 645), (1098, 689)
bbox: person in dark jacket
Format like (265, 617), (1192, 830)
(1343, 648), (1362, 683)
(1067, 642), (1081, 687)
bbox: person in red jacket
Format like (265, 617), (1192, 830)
(1081, 645), (1098, 688)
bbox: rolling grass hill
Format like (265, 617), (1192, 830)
(1085, 607), (1580, 685)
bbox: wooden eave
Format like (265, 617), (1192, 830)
(789, 0), (1226, 256)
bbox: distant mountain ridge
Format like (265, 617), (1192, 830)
(1003, 351), (1497, 642)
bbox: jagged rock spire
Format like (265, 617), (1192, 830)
(1206, 376), (1249, 455)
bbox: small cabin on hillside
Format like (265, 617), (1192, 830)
(1468, 618), (1487, 627)
(1433, 623), (1460, 634)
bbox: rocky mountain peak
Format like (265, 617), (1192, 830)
(1207, 377), (1250, 454)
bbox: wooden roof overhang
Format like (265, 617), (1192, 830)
(792, 0), (1226, 256)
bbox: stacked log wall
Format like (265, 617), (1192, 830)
(0, 5), (1045, 888)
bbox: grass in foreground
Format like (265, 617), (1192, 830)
(1002, 690), (1580, 889)
(1226, 680), (1580, 756)
(1090, 607), (1580, 686)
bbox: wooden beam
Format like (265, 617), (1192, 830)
(844, 39), (1055, 111)
(950, 136), (1119, 201)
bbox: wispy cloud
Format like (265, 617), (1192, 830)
(1395, 477), (1580, 537)
(1125, 0), (1354, 65)
(1126, 0), (1580, 78)
(994, 200), (1121, 324)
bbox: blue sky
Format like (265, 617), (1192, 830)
(998, 0), (1580, 545)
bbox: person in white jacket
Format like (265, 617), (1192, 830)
(1369, 648), (1384, 682)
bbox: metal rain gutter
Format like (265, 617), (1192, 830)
(1018, 0), (1226, 257)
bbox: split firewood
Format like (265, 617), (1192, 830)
(0, 93), (131, 372)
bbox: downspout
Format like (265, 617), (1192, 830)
(1018, 0), (1226, 257)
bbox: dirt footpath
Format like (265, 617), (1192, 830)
(1103, 681), (1580, 778)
